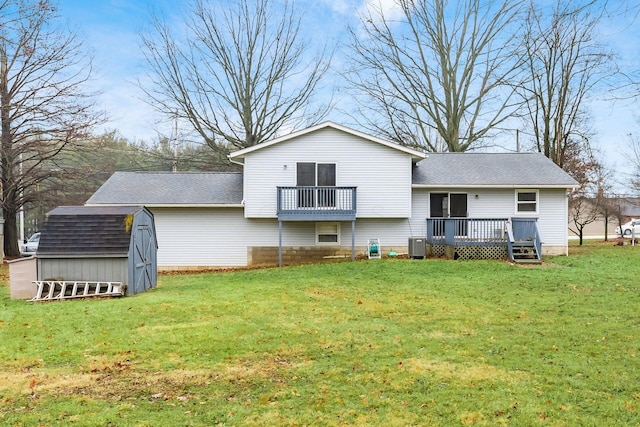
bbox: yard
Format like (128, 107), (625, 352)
(0, 241), (639, 426)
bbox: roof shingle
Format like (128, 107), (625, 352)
(37, 206), (146, 256)
(85, 172), (243, 205)
(412, 153), (578, 187)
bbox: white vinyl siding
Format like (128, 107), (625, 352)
(151, 207), (252, 267)
(146, 188), (570, 267)
(415, 187), (569, 251)
(147, 190), (569, 268)
(242, 127), (413, 219)
(537, 189), (569, 247)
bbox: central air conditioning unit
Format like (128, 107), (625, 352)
(408, 237), (426, 259)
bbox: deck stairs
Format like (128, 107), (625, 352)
(29, 281), (125, 302)
(506, 219), (542, 264)
(509, 240), (541, 264)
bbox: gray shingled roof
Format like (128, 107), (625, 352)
(37, 205), (146, 256)
(85, 172), (243, 205)
(412, 153), (579, 187)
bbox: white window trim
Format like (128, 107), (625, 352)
(316, 222), (340, 245)
(515, 189), (539, 214)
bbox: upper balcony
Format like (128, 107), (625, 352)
(277, 186), (357, 221)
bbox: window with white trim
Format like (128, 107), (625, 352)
(316, 222), (340, 244)
(515, 190), (538, 213)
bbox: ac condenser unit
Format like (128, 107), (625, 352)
(408, 237), (426, 259)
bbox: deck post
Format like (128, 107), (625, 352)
(351, 220), (355, 261)
(278, 221), (283, 267)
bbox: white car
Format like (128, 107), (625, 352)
(20, 232), (40, 256)
(616, 219), (640, 237)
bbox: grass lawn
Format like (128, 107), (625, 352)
(0, 241), (639, 426)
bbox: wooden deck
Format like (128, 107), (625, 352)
(277, 186), (357, 220)
(426, 218), (542, 262)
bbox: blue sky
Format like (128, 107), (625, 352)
(56, 0), (363, 141)
(56, 0), (640, 185)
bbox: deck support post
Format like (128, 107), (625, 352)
(278, 221), (283, 267)
(351, 220), (355, 261)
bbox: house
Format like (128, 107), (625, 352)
(569, 197), (640, 239)
(86, 122), (579, 270)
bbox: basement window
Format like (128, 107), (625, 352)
(317, 222), (340, 245)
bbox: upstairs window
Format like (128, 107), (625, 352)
(516, 190), (538, 213)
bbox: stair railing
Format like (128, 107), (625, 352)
(510, 217), (542, 261)
(505, 220), (515, 261)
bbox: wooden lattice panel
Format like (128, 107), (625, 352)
(427, 244), (446, 257)
(427, 244), (506, 260)
(454, 245), (507, 260)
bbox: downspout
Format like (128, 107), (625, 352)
(228, 156), (244, 167)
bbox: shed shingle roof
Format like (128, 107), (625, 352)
(37, 205), (146, 256)
(85, 172), (243, 206)
(412, 153), (579, 187)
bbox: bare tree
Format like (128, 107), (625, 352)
(568, 194), (600, 245)
(566, 144), (605, 244)
(598, 192), (626, 240)
(347, 0), (524, 152)
(517, 0), (615, 169)
(140, 0), (331, 154)
(0, 0), (104, 257)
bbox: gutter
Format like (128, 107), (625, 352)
(411, 184), (580, 189)
(84, 203), (245, 208)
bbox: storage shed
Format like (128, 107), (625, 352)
(36, 206), (157, 296)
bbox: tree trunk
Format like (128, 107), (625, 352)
(0, 50), (18, 257)
(3, 206), (18, 257)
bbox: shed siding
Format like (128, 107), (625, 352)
(38, 258), (128, 283)
(243, 127), (413, 219)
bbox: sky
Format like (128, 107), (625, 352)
(56, 0), (640, 187)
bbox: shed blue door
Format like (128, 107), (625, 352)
(133, 224), (156, 294)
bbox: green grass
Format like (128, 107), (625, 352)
(1, 241), (639, 426)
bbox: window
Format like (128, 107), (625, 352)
(516, 190), (538, 213)
(317, 222), (340, 244)
(296, 162), (336, 208)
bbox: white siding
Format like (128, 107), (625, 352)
(152, 208), (250, 267)
(150, 189), (569, 267)
(243, 127), (413, 218)
(538, 189), (569, 248)
(410, 189), (429, 237)
(412, 187), (569, 251)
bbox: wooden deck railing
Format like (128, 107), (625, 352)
(426, 218), (509, 246)
(426, 217), (541, 249)
(277, 186), (357, 220)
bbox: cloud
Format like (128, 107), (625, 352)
(358, 0), (404, 23)
(317, 0), (352, 15)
